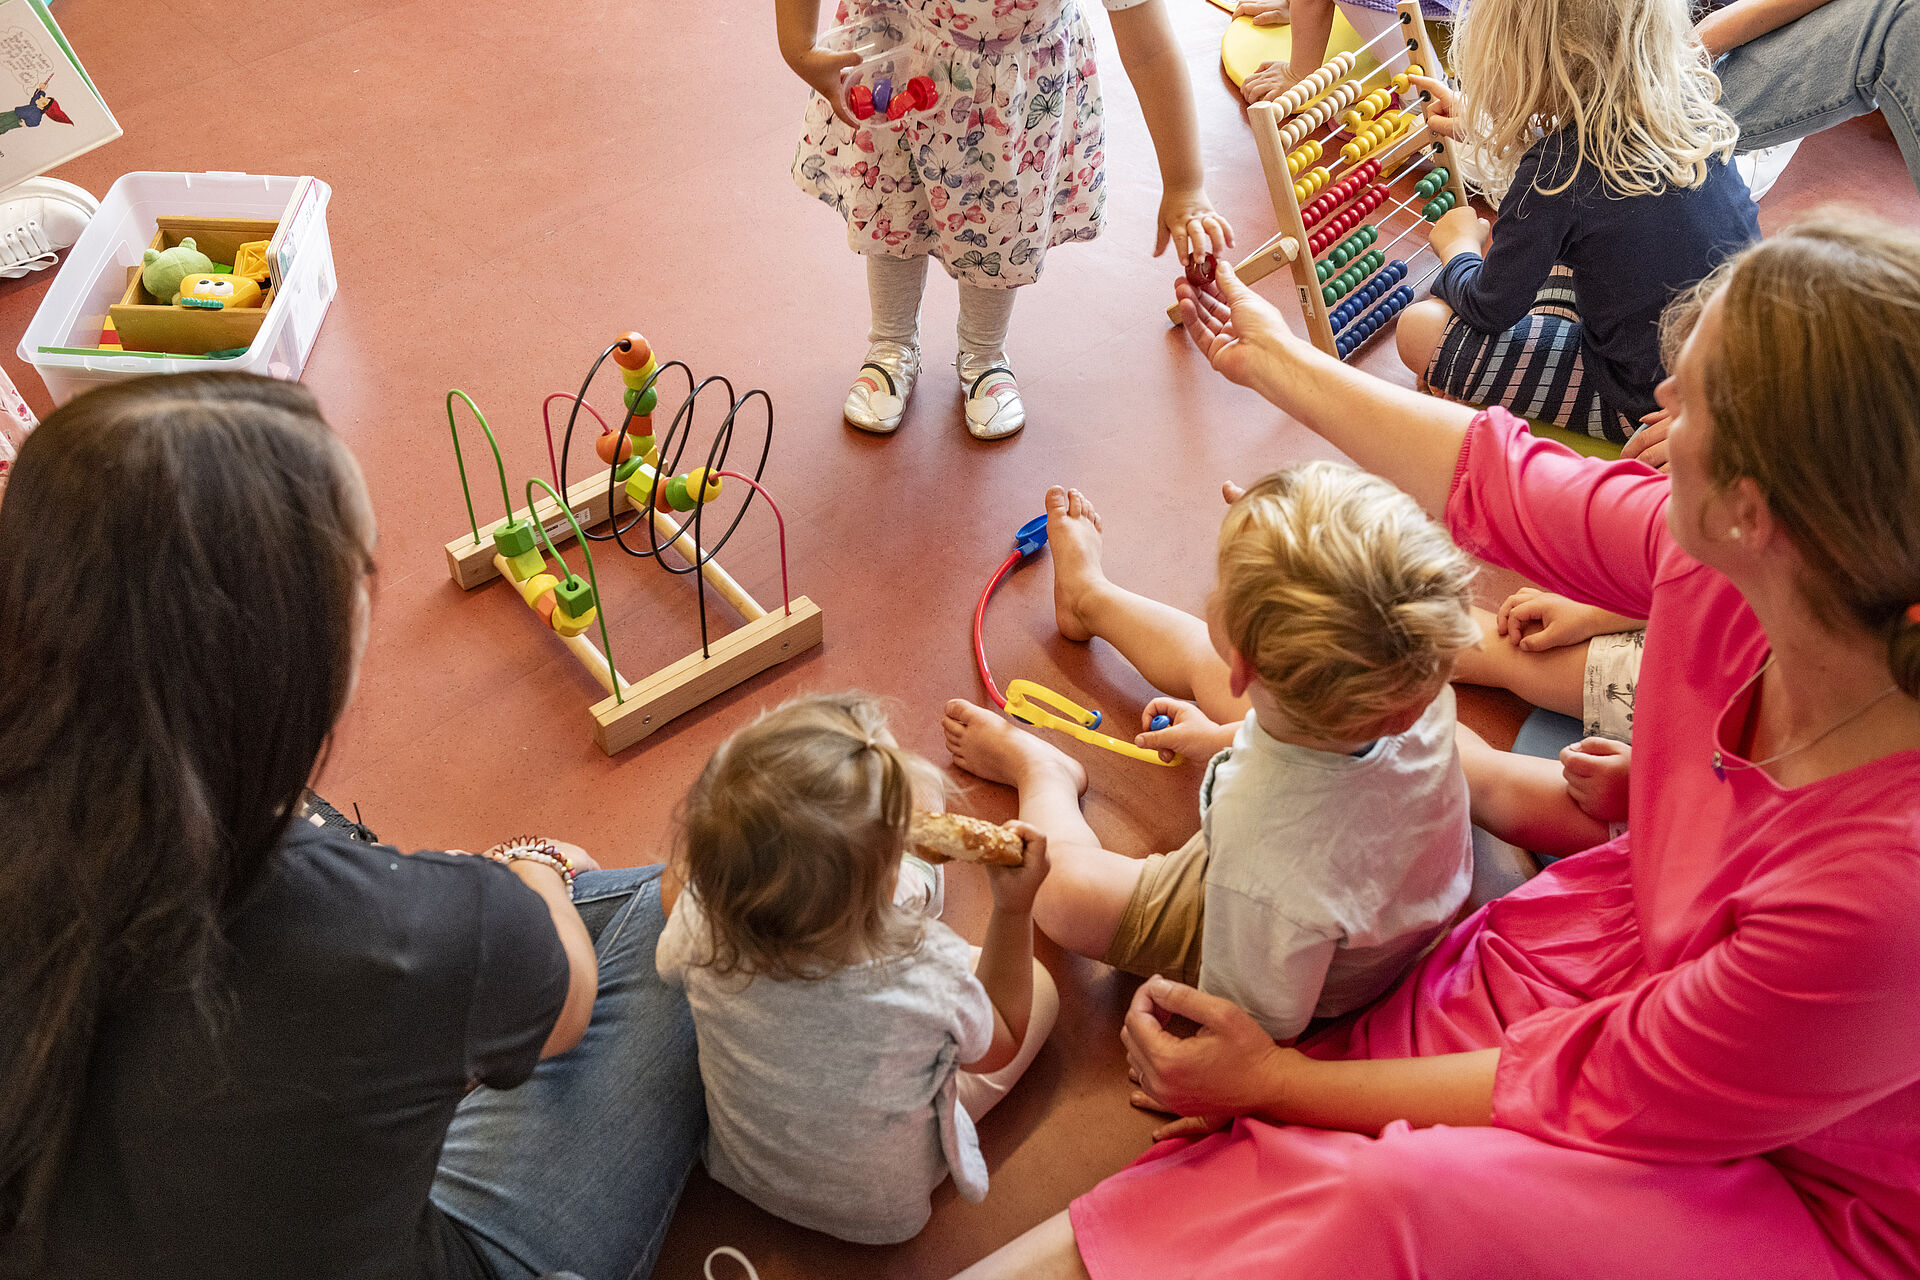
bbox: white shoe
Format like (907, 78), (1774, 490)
(958, 352), (1025, 440)
(1736, 139), (1800, 202)
(843, 340), (921, 434)
(0, 176), (96, 278)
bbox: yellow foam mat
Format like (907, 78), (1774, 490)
(1526, 420), (1625, 460)
(1219, 11), (1373, 88)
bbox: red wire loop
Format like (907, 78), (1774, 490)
(717, 471), (791, 616)
(542, 393), (612, 490)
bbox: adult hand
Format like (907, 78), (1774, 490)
(549, 839), (601, 875)
(1175, 258), (1298, 395)
(1406, 73), (1462, 141)
(1158, 188), (1235, 264)
(785, 45), (862, 128)
(985, 821), (1051, 915)
(1623, 409), (1673, 472)
(1121, 975), (1291, 1129)
(1429, 206), (1491, 262)
(1137, 698), (1229, 764)
(1562, 738), (1631, 823)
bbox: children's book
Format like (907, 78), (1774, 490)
(0, 0), (117, 192)
(266, 175), (318, 294)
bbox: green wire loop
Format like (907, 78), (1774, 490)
(447, 390), (515, 544)
(525, 477), (622, 705)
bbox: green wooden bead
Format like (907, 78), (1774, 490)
(624, 385), (659, 415)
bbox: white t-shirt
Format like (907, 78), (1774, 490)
(656, 886), (994, 1245)
(1198, 688), (1473, 1041)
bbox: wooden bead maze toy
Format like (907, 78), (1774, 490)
(1177, 0), (1470, 361)
(443, 332), (823, 755)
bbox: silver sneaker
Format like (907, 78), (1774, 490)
(843, 340), (922, 434)
(958, 352), (1025, 440)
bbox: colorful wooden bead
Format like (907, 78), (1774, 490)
(551, 603), (596, 638)
(612, 332), (653, 370)
(683, 466), (723, 505)
(625, 385), (659, 416)
(553, 574), (596, 620)
(620, 356), (660, 388)
(517, 571), (560, 610)
(596, 430), (633, 466)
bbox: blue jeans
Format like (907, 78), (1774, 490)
(432, 866), (706, 1280)
(1715, 0), (1919, 191)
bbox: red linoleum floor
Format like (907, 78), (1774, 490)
(3, 3), (1915, 1275)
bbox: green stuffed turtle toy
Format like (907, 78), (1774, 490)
(141, 237), (215, 304)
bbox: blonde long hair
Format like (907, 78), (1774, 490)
(1450, 0), (1739, 200)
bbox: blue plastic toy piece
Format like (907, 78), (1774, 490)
(1149, 713), (1172, 733)
(1014, 513), (1048, 557)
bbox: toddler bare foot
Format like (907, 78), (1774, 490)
(1046, 485), (1108, 644)
(943, 699), (1090, 798)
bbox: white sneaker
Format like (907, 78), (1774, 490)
(958, 352), (1025, 440)
(843, 340), (921, 434)
(1736, 139), (1800, 202)
(0, 176), (96, 278)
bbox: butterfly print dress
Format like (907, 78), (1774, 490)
(794, 0), (1134, 289)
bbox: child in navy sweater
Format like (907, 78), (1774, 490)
(1394, 0), (1759, 443)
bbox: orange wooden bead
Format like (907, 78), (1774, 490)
(612, 332), (653, 370)
(533, 588), (558, 625)
(595, 431), (633, 466)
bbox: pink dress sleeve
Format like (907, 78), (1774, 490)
(1492, 843), (1920, 1161)
(1444, 408), (1677, 620)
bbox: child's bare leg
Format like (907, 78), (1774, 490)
(1047, 486), (1249, 724)
(956, 955), (1059, 1120)
(1396, 297), (1453, 391)
(944, 699), (1144, 961)
(1452, 607), (1590, 719)
(1456, 724), (1611, 857)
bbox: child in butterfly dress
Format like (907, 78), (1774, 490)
(782, 0), (1234, 439)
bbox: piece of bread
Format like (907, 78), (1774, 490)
(908, 811), (1024, 867)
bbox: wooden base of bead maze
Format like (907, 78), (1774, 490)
(443, 339), (824, 756)
(1170, 0), (1469, 364)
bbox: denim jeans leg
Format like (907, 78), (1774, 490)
(432, 866), (706, 1280)
(1715, 0), (1920, 191)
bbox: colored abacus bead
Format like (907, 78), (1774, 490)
(849, 85), (875, 119)
(612, 332), (653, 370)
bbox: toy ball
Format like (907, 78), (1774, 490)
(612, 332), (653, 370)
(175, 273), (265, 311)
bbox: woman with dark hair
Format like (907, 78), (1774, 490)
(0, 374), (703, 1280)
(955, 215), (1920, 1280)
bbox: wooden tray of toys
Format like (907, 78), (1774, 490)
(109, 216), (278, 356)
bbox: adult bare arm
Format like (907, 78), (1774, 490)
(1123, 976), (1497, 1135)
(1696, 0), (1838, 55)
(1175, 262), (1477, 516)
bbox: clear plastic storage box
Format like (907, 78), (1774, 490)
(18, 170), (336, 404)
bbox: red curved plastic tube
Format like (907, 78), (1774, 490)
(973, 549), (1022, 709)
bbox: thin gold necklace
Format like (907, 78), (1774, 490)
(1713, 657), (1901, 781)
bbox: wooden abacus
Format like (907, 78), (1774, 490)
(1178, 0), (1470, 361)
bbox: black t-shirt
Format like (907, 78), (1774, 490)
(32, 825), (571, 1280)
(1431, 133), (1760, 420)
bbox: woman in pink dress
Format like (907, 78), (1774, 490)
(953, 212), (1920, 1279)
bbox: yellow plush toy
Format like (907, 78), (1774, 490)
(176, 273), (265, 311)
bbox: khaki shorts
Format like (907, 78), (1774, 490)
(1103, 829), (1209, 986)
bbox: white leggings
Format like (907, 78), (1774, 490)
(955, 950), (1060, 1119)
(867, 252), (1018, 361)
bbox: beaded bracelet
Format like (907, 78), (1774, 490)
(484, 836), (577, 896)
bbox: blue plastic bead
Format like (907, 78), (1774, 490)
(873, 78), (894, 112)
(1149, 713), (1172, 733)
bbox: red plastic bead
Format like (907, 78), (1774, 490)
(886, 92), (911, 121)
(907, 75), (937, 109)
(849, 85), (875, 119)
